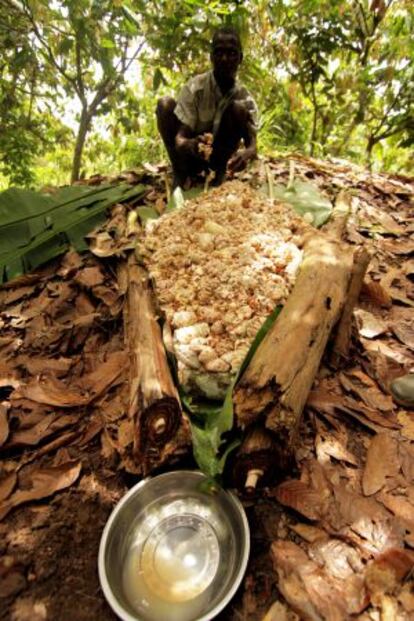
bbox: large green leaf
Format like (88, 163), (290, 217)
(187, 305), (283, 480)
(0, 184), (146, 284)
(268, 179), (333, 228)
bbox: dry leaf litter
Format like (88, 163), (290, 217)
(0, 154), (414, 621)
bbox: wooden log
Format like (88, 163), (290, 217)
(233, 232), (354, 463)
(125, 254), (190, 474)
(330, 246), (371, 367)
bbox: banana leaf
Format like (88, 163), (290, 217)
(263, 177), (333, 228)
(187, 305), (283, 480)
(0, 184), (146, 284)
(166, 186), (205, 212)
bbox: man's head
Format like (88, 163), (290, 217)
(211, 27), (243, 83)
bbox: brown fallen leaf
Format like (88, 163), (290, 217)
(381, 267), (414, 307)
(74, 266), (105, 288)
(361, 349), (408, 394)
(0, 404), (9, 446)
(18, 356), (73, 377)
(117, 418), (134, 449)
(0, 472), (17, 502)
(92, 285), (121, 311)
(359, 204), (404, 235)
(341, 396), (399, 431)
(327, 486), (402, 555)
(77, 417), (103, 447)
(275, 479), (331, 521)
(360, 280), (392, 308)
(397, 411), (414, 441)
(87, 232), (116, 257)
(391, 320), (414, 351)
(77, 350), (127, 400)
(315, 427), (358, 467)
(377, 492), (414, 527)
(400, 443), (414, 482)
(0, 373), (20, 390)
(98, 394), (127, 423)
(365, 548), (414, 602)
(6, 413), (78, 448)
(289, 523), (328, 543)
(380, 238), (414, 256)
(57, 250), (82, 277)
(363, 434), (400, 496)
(340, 369), (395, 412)
(272, 540), (367, 620)
(19, 430), (80, 468)
(398, 584), (414, 614)
(308, 538), (365, 579)
(75, 291), (96, 315)
(360, 337), (413, 366)
(261, 600), (291, 621)
(307, 382), (397, 431)
(0, 460), (81, 520)
(15, 376), (89, 408)
(354, 308), (388, 339)
(0, 285), (35, 306)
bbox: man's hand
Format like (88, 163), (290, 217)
(228, 147), (256, 172)
(175, 130), (204, 162)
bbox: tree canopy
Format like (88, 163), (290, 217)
(0, 0), (413, 188)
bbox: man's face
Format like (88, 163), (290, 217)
(211, 34), (242, 81)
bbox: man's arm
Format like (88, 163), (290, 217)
(175, 124), (202, 159)
(228, 122), (257, 172)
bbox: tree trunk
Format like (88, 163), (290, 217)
(365, 134), (376, 170)
(309, 80), (319, 156)
(124, 254), (191, 475)
(233, 232), (354, 465)
(71, 107), (91, 183)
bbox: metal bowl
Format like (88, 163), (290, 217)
(98, 470), (250, 621)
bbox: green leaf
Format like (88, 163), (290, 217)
(136, 206), (159, 225)
(166, 186), (205, 212)
(0, 184), (146, 284)
(58, 38), (74, 55)
(271, 179), (333, 228)
(153, 67), (167, 92)
(187, 305), (283, 479)
(166, 186), (185, 212)
(101, 37), (116, 49)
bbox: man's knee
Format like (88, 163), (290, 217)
(156, 96), (176, 120)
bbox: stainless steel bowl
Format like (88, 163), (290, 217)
(98, 470), (250, 621)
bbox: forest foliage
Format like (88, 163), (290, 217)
(0, 0), (413, 188)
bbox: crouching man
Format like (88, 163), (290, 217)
(156, 27), (258, 188)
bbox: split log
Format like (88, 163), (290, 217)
(330, 246), (371, 367)
(231, 426), (285, 493)
(125, 254), (190, 474)
(233, 231), (354, 463)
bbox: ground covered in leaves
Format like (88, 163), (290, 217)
(1, 155), (413, 621)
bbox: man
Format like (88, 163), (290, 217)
(156, 27), (258, 188)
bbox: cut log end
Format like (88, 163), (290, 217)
(139, 396), (182, 449)
(231, 427), (281, 493)
(245, 469), (264, 491)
